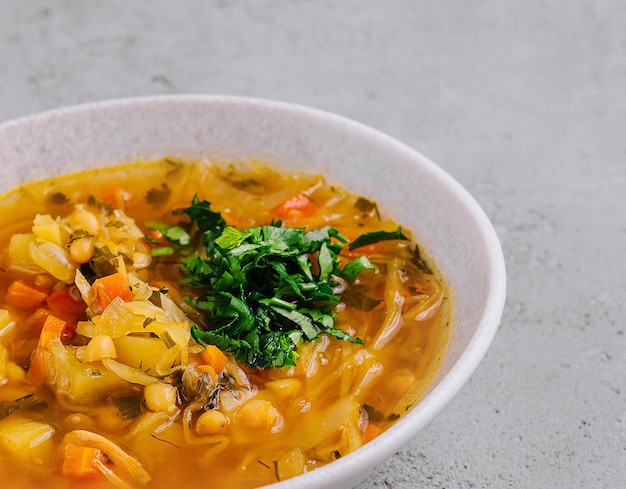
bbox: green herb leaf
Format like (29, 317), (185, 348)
(183, 195), (226, 234)
(354, 197), (379, 216)
(46, 192), (69, 205)
(145, 220), (196, 257)
(341, 256), (375, 283)
(348, 226), (409, 251)
(146, 183), (171, 204)
(151, 246), (174, 257)
(88, 246), (120, 278)
(362, 403), (399, 422)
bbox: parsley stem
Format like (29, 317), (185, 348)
(266, 297), (297, 310)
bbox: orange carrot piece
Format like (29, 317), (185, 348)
(274, 194), (317, 219)
(28, 314), (68, 386)
(363, 422), (383, 443)
(38, 314), (68, 349)
(25, 308), (76, 344)
(62, 444), (105, 480)
(5, 280), (49, 308)
(25, 307), (52, 333)
(91, 272), (133, 309)
(199, 345), (228, 374)
(26, 348), (48, 387)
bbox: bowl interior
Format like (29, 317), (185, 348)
(0, 96), (506, 488)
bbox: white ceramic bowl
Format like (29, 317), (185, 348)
(0, 95), (506, 488)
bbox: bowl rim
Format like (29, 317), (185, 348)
(0, 95), (506, 488)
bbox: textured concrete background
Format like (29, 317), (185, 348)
(1, 1), (624, 487)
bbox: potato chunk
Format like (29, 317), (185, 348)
(0, 414), (55, 464)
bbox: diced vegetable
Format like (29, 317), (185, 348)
(91, 272), (133, 309)
(29, 323), (129, 402)
(61, 430), (151, 485)
(62, 443), (106, 480)
(143, 382), (178, 414)
(8, 234), (43, 273)
(46, 285), (87, 316)
(274, 194), (317, 219)
(32, 214), (68, 246)
(53, 350), (129, 405)
(83, 335), (117, 362)
(276, 447), (307, 480)
(91, 297), (144, 338)
(4, 280), (48, 309)
(113, 335), (168, 374)
(199, 345), (228, 374)
(363, 422), (383, 442)
(28, 241), (77, 284)
(37, 314), (67, 349)
(0, 414), (56, 463)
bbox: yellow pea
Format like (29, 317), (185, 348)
(143, 382), (178, 414)
(196, 410), (230, 436)
(69, 237), (95, 264)
(69, 209), (101, 235)
(235, 399), (282, 432)
(84, 335), (117, 362)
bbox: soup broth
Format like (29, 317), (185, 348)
(0, 159), (449, 488)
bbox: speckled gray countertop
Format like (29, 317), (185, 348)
(1, 1), (624, 488)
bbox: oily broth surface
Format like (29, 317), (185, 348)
(0, 159), (449, 489)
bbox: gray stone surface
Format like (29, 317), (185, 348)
(0, 1), (624, 488)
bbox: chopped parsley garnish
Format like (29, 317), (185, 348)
(46, 192), (70, 205)
(146, 222), (193, 256)
(353, 196), (380, 217)
(362, 403), (400, 422)
(155, 196), (411, 369)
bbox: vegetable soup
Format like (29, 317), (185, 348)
(0, 159), (449, 488)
